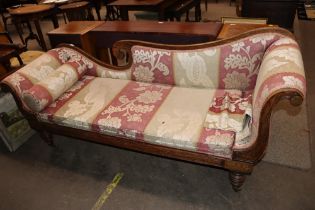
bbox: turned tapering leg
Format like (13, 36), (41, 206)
(229, 171), (246, 192)
(39, 130), (55, 147)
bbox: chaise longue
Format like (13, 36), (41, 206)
(0, 27), (306, 191)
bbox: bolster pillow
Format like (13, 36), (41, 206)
(22, 62), (87, 112)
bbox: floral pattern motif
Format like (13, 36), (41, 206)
(1, 31), (306, 158)
(220, 34), (280, 90)
(38, 76), (95, 122)
(51, 48), (96, 75)
(197, 128), (235, 158)
(234, 38), (306, 149)
(93, 82), (172, 138)
(204, 90), (252, 133)
(131, 47), (174, 85)
(22, 62), (88, 112)
(2, 52), (62, 98)
(174, 50), (218, 88)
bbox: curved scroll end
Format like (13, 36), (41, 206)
(289, 93), (303, 107)
(0, 82), (36, 120)
(232, 90), (304, 164)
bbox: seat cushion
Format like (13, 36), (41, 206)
(37, 76), (237, 158)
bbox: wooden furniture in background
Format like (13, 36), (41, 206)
(90, 21), (221, 63)
(217, 23), (275, 39)
(0, 0), (20, 31)
(89, 0), (102, 20)
(236, 0), (298, 29)
(305, 3), (315, 19)
(8, 4), (58, 51)
(59, 1), (94, 22)
(47, 21), (103, 55)
(48, 21), (222, 64)
(0, 24), (26, 73)
(108, 0), (201, 21)
(167, 0), (201, 22)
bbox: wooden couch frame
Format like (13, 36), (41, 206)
(0, 28), (304, 191)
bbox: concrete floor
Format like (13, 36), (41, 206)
(1, 1), (315, 210)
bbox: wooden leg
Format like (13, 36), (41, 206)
(14, 22), (25, 45)
(95, 4), (101, 20)
(185, 11), (190, 22)
(39, 130), (55, 147)
(229, 171), (246, 192)
(34, 20), (47, 51)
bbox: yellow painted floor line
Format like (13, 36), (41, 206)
(91, 172), (124, 210)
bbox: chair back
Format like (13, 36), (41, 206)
(0, 23), (10, 43)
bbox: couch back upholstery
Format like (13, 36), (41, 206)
(1, 29), (303, 114)
(130, 32), (286, 91)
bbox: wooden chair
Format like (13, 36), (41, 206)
(0, 0), (20, 31)
(103, 0), (120, 20)
(0, 23), (43, 75)
(167, 0), (201, 22)
(0, 30), (26, 73)
(59, 1), (94, 22)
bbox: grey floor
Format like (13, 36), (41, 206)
(1, 1), (315, 210)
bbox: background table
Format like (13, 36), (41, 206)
(48, 21), (222, 64)
(8, 4), (58, 51)
(48, 21), (103, 54)
(109, 0), (201, 21)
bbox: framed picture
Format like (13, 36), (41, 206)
(0, 91), (35, 152)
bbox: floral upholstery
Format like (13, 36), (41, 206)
(22, 62), (88, 112)
(204, 90), (252, 133)
(235, 37), (306, 149)
(0, 29), (306, 158)
(131, 33), (283, 90)
(2, 50), (63, 99)
(37, 76), (235, 158)
(50, 47), (132, 79)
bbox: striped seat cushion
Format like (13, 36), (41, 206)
(37, 76), (240, 158)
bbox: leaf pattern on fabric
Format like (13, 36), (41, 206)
(99, 84), (167, 125)
(131, 47), (174, 85)
(234, 37), (306, 149)
(221, 34), (279, 90)
(175, 52), (214, 87)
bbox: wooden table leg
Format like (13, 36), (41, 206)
(119, 7), (129, 20)
(94, 2), (101, 20)
(158, 8), (167, 21)
(25, 21), (41, 48)
(13, 21), (25, 45)
(51, 14), (59, 29)
(195, 0), (201, 21)
(34, 20), (47, 51)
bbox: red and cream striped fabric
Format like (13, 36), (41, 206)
(22, 61), (88, 112)
(1, 31), (306, 157)
(37, 77), (236, 158)
(131, 33), (285, 90)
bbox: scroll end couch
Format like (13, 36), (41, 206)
(0, 27), (306, 191)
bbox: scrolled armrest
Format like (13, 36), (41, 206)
(233, 37), (306, 154)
